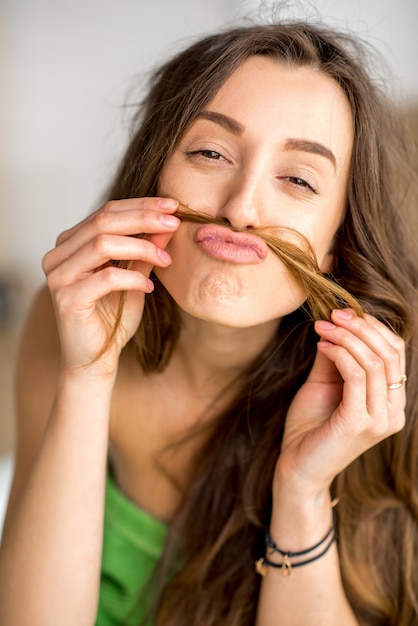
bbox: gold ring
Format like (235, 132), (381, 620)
(387, 375), (407, 390)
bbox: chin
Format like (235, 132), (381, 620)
(155, 265), (305, 329)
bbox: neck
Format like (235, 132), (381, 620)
(172, 311), (279, 395)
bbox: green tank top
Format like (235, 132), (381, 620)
(96, 471), (168, 626)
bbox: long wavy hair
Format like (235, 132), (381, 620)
(104, 21), (418, 626)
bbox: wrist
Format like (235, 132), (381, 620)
(59, 360), (119, 386)
(258, 508), (337, 577)
(273, 457), (333, 509)
(256, 482), (339, 580)
(53, 368), (116, 423)
(269, 479), (336, 554)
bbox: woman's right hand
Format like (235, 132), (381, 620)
(42, 196), (180, 377)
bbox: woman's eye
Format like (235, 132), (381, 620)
(188, 149), (225, 161)
(285, 176), (317, 194)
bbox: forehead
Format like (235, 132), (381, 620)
(204, 55), (354, 166)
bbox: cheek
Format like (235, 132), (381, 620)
(159, 160), (203, 202)
(158, 161), (184, 198)
(159, 156), (230, 215)
(311, 203), (346, 270)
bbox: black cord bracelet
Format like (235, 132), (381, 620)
(256, 507), (338, 577)
(265, 508), (337, 559)
(256, 529), (336, 577)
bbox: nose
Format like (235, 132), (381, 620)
(216, 171), (264, 230)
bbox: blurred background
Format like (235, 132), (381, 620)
(1, 0), (417, 533)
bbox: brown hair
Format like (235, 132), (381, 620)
(104, 21), (418, 626)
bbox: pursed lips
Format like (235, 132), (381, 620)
(194, 224), (268, 263)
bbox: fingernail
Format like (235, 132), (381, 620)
(160, 214), (180, 228)
(333, 309), (354, 320)
(158, 198), (178, 209)
(316, 320), (336, 330)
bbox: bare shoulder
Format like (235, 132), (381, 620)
(5, 285), (61, 517)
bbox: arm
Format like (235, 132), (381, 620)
(0, 197), (180, 626)
(2, 319), (114, 626)
(256, 309), (406, 626)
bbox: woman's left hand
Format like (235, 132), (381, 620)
(275, 308), (407, 498)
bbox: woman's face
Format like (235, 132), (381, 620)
(157, 55), (354, 328)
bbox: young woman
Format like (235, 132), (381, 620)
(1, 20), (417, 626)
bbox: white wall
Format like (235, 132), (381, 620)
(1, 0), (417, 293)
(246, 0), (418, 98)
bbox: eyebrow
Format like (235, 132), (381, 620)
(196, 110), (337, 169)
(284, 138), (336, 170)
(196, 110), (244, 135)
